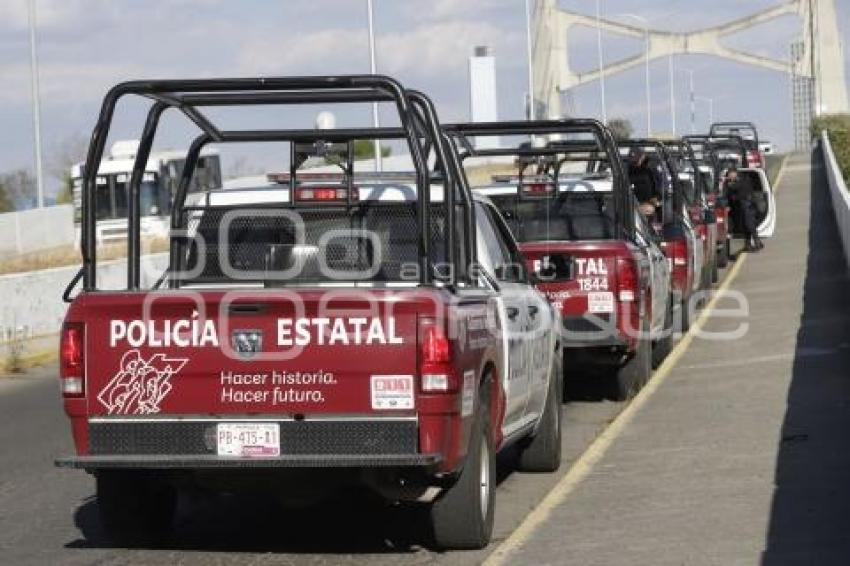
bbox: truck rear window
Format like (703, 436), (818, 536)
(179, 204), (453, 285)
(490, 193), (615, 242)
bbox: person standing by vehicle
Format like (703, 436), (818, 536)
(724, 167), (763, 252)
(627, 148), (662, 219)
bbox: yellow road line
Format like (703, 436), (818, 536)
(484, 255), (749, 565)
(483, 152), (791, 566)
(772, 154), (790, 192)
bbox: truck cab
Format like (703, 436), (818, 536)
(620, 139), (706, 334)
(444, 121), (671, 401)
(56, 78), (562, 551)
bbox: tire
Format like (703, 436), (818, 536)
(678, 294), (692, 333)
(717, 238), (730, 269)
(651, 301), (674, 369)
(710, 254), (719, 284)
(430, 387), (496, 550)
(518, 352), (563, 473)
(97, 470), (176, 546)
(611, 320), (651, 401)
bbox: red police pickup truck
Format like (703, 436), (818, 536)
(445, 121), (672, 401)
(56, 78), (562, 550)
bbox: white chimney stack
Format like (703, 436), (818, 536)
(469, 45), (499, 149)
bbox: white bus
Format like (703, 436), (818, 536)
(71, 140), (221, 244)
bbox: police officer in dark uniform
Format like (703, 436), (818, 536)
(627, 148), (662, 219)
(725, 166), (764, 252)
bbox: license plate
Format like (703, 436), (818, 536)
(216, 423), (280, 458)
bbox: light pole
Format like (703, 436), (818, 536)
(366, 0), (382, 172)
(618, 13), (651, 136)
(695, 96), (714, 127)
(679, 69), (696, 134)
(595, 0), (607, 123)
(28, 0), (44, 208)
(525, 0), (535, 120)
(669, 55), (676, 135)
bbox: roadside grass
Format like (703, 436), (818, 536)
(811, 114), (850, 185)
(0, 237), (168, 277)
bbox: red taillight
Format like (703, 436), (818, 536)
(60, 322), (85, 397)
(419, 317), (455, 392)
(666, 237), (689, 293)
(295, 186), (358, 202)
(521, 182), (556, 197)
(746, 150), (763, 167)
(616, 257), (638, 303)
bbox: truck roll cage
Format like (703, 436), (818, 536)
(683, 134), (749, 173)
(442, 120), (634, 240)
(74, 76), (476, 295)
(708, 121), (759, 146)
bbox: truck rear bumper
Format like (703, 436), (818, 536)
(559, 314), (627, 349)
(56, 453), (442, 470)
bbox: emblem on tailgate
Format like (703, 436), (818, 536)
(98, 350), (189, 415)
(232, 329), (263, 359)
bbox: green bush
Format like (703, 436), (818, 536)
(812, 114), (850, 183)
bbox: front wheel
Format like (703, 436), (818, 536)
(430, 389), (496, 550)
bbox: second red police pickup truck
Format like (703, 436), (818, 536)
(445, 120), (672, 401)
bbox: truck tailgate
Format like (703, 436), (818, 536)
(72, 290), (425, 417)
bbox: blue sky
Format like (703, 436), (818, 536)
(0, 0), (848, 197)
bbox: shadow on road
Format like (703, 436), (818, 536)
(65, 453), (523, 555)
(762, 149), (850, 564)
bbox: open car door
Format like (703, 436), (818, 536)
(736, 167), (776, 238)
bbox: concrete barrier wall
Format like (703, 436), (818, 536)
(0, 205), (76, 258)
(822, 131), (850, 272)
(0, 254), (168, 343)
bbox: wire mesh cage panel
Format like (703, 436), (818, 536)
(178, 203), (466, 286)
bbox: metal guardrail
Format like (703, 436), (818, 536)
(821, 131), (850, 272)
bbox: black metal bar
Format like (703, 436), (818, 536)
(127, 101), (168, 290)
(168, 134), (210, 289)
(180, 105), (223, 142)
(81, 87), (127, 290)
(409, 92), (454, 286)
(178, 90), (396, 106)
(443, 119), (609, 137)
(214, 127), (408, 142)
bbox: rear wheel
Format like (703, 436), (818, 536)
(97, 470), (176, 546)
(717, 237), (730, 269)
(611, 320), (650, 401)
(678, 294), (692, 333)
(652, 301), (674, 369)
(710, 253), (719, 284)
(518, 352), (563, 472)
(430, 387), (496, 550)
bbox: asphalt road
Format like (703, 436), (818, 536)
(0, 364), (623, 565)
(1, 157), (782, 565)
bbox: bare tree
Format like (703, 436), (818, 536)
(607, 118), (634, 142)
(0, 170), (36, 211)
(47, 133), (89, 204)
